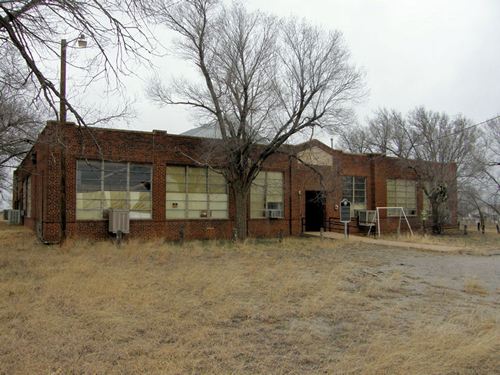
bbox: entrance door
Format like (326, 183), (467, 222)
(305, 191), (325, 231)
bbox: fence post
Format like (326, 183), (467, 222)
(463, 224), (468, 236)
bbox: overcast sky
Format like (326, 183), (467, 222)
(82, 0), (500, 135)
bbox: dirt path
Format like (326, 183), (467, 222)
(382, 251), (500, 298)
(305, 231), (469, 253)
(307, 231), (500, 300)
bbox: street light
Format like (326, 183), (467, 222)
(59, 34), (87, 124)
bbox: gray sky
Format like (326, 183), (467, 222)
(3, 1), (499, 208)
(86, 0), (500, 134)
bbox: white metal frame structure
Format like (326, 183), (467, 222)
(367, 207), (414, 238)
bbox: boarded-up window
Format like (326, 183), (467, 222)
(166, 166), (228, 219)
(76, 160), (152, 220)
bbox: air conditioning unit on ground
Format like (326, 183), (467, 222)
(356, 209), (376, 226)
(108, 209), (130, 234)
(7, 209), (22, 225)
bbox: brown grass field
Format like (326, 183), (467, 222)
(381, 228), (500, 255)
(0, 222), (499, 374)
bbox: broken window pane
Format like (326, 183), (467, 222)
(76, 160), (152, 220)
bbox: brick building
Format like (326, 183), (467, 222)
(13, 122), (457, 243)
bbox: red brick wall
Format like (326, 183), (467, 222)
(13, 122), (458, 242)
(14, 123), (63, 242)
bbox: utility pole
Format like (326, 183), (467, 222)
(60, 39), (67, 124)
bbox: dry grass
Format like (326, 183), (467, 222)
(0, 222), (498, 374)
(381, 229), (500, 255)
(464, 278), (489, 296)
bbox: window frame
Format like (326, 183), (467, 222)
(386, 179), (417, 217)
(341, 175), (367, 216)
(422, 182), (431, 218)
(250, 170), (284, 219)
(165, 165), (229, 220)
(76, 160), (153, 221)
(24, 176), (32, 218)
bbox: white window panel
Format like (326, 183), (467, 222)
(166, 166), (228, 220)
(250, 171), (284, 219)
(76, 160), (152, 220)
(386, 179), (417, 216)
(342, 176), (367, 215)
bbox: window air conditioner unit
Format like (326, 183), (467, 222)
(268, 210), (283, 219)
(266, 202), (283, 219)
(7, 209), (22, 225)
(108, 209), (130, 234)
(356, 209), (376, 226)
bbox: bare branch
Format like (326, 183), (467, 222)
(147, 0), (363, 239)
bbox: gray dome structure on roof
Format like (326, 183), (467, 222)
(181, 123), (268, 143)
(181, 124), (222, 139)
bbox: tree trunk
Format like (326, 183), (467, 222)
(431, 201), (442, 234)
(232, 185), (249, 241)
(478, 209), (485, 235)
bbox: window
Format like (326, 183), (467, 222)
(422, 182), (431, 217)
(24, 177), (32, 218)
(386, 179), (416, 216)
(342, 176), (366, 215)
(76, 160), (152, 220)
(166, 166), (228, 219)
(250, 171), (284, 218)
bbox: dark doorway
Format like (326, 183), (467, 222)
(305, 191), (325, 231)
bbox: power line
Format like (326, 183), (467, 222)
(341, 113), (500, 157)
(413, 114), (500, 147)
(459, 114), (499, 132)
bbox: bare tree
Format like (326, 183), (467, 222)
(465, 117), (500, 219)
(336, 122), (371, 154)
(0, 49), (44, 200)
(408, 108), (479, 232)
(0, 0), (154, 126)
(337, 107), (479, 233)
(147, 0), (363, 239)
(337, 109), (413, 157)
(481, 117), (499, 186)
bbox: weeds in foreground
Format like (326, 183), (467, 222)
(0, 222), (498, 374)
(464, 278), (489, 296)
(381, 230), (500, 254)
